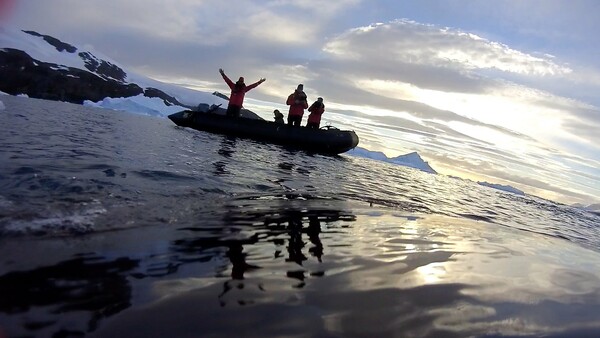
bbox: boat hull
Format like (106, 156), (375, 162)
(168, 110), (359, 155)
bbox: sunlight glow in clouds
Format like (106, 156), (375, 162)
(246, 12), (316, 44)
(435, 34), (572, 76)
(354, 78), (569, 148)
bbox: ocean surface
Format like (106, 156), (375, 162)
(1, 95), (600, 337)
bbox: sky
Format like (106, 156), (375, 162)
(3, 0), (600, 206)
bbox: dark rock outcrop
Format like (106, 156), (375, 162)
(143, 87), (186, 107)
(78, 51), (127, 82)
(23, 30), (77, 53)
(0, 48), (143, 104)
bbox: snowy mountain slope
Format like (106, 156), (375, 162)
(0, 26), (226, 111)
(0, 27), (87, 70)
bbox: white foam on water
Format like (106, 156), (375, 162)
(3, 200), (107, 236)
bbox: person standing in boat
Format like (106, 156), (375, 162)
(286, 84), (308, 126)
(219, 68), (265, 118)
(306, 97), (325, 129)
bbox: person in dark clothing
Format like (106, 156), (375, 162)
(286, 84), (308, 126)
(306, 97), (325, 129)
(219, 68), (265, 117)
(273, 109), (285, 123)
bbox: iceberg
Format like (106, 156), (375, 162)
(347, 147), (437, 174)
(83, 95), (187, 118)
(477, 181), (525, 195)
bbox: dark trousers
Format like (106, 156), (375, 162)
(226, 105), (242, 117)
(306, 122), (319, 129)
(288, 115), (302, 126)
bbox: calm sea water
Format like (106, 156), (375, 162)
(1, 95), (600, 337)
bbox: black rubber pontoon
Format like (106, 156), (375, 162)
(168, 110), (359, 155)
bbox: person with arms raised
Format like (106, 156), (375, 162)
(286, 84), (308, 126)
(219, 68), (265, 118)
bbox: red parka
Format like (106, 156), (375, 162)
(286, 90), (308, 117)
(221, 73), (262, 107)
(307, 101), (325, 124)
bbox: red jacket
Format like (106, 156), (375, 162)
(221, 73), (262, 107)
(307, 101), (325, 124)
(286, 91), (308, 117)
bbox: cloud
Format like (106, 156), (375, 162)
(323, 20), (572, 76)
(243, 11), (317, 45)
(31, 0), (208, 40)
(269, 0), (361, 14)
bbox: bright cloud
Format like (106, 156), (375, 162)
(324, 20), (572, 76)
(244, 12), (317, 44)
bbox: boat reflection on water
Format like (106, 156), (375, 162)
(217, 136), (237, 159)
(212, 136), (237, 176)
(171, 202), (355, 283)
(0, 199), (357, 337)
